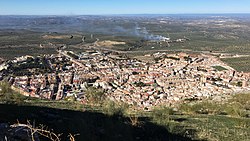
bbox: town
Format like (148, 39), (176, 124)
(0, 49), (249, 110)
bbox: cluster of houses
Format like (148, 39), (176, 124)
(1, 50), (249, 110)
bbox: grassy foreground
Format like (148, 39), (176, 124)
(0, 82), (249, 141)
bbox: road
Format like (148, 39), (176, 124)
(57, 50), (85, 68)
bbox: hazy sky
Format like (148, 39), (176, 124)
(1, 0), (250, 15)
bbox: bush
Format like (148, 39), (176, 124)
(180, 101), (222, 115)
(102, 100), (129, 117)
(179, 94), (250, 118)
(150, 106), (175, 125)
(84, 87), (104, 103)
(0, 82), (13, 95)
(0, 82), (26, 104)
(223, 102), (248, 118)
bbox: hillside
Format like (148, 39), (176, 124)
(0, 82), (249, 141)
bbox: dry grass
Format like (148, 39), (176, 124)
(10, 120), (76, 141)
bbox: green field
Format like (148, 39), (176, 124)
(221, 57), (250, 72)
(212, 66), (228, 71)
(0, 46), (57, 59)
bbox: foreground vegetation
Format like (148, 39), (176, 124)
(0, 82), (249, 141)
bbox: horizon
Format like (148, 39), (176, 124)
(1, 0), (250, 15)
(1, 13), (250, 17)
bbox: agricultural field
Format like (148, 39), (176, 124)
(1, 15), (250, 60)
(221, 57), (250, 72)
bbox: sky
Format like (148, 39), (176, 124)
(0, 0), (250, 15)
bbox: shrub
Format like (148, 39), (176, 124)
(102, 100), (129, 117)
(179, 94), (250, 118)
(0, 82), (26, 104)
(150, 106), (175, 125)
(0, 81), (13, 95)
(84, 87), (105, 103)
(179, 101), (222, 115)
(223, 102), (248, 118)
